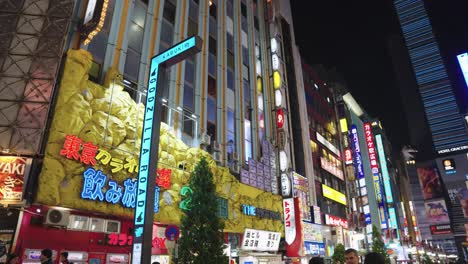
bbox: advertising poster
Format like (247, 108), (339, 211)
(0, 156), (32, 203)
(436, 154), (468, 237)
(293, 172), (311, 221)
(424, 199), (450, 223)
(416, 166), (444, 200)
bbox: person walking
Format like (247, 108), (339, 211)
(364, 252), (385, 264)
(345, 248), (360, 264)
(60, 252), (71, 264)
(40, 249), (53, 264)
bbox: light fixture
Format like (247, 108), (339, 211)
(162, 98), (168, 103)
(272, 54), (280, 70)
(275, 90), (282, 107)
(123, 79), (131, 85)
(257, 95), (264, 111)
(177, 106), (183, 111)
(36, 208), (42, 213)
(327, 97), (330, 103)
(191, 114), (197, 119)
(256, 77), (262, 93)
(271, 38), (278, 53)
(279, 150), (288, 171)
(273, 71), (281, 89)
(209, 1), (213, 6)
(314, 83), (318, 90)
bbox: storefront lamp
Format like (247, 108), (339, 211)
(271, 38), (278, 53)
(272, 54), (280, 70)
(275, 89), (282, 107)
(276, 108), (284, 129)
(257, 77), (262, 93)
(279, 150), (288, 172)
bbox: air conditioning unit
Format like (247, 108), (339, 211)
(213, 141), (221, 152)
(200, 133), (211, 146)
(232, 152), (239, 161)
(44, 209), (70, 227)
(230, 163), (241, 174)
(105, 220), (121, 233)
(212, 152), (222, 163)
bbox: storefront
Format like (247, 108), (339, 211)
(13, 50), (285, 263)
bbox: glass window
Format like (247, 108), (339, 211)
(207, 97), (217, 123)
(227, 110), (235, 132)
(227, 51), (234, 69)
(188, 19), (198, 36)
(161, 20), (174, 45)
(209, 36), (217, 55)
(226, 0), (233, 18)
(227, 68), (234, 91)
(189, 0), (198, 20)
(163, 1), (176, 24)
(244, 120), (252, 161)
(183, 84), (194, 111)
(226, 33), (234, 52)
(242, 47), (249, 66)
(185, 60), (195, 84)
(208, 76), (216, 97)
(243, 80), (250, 104)
(183, 115), (194, 136)
(133, 1), (147, 28)
(209, 2), (217, 18)
(124, 49), (140, 82)
(209, 17), (217, 37)
(241, 3), (247, 17)
(208, 53), (216, 77)
(128, 22), (144, 51)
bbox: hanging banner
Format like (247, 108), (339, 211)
(285, 198), (303, 257)
(283, 198), (296, 245)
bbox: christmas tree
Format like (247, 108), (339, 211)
(176, 157), (228, 264)
(332, 244), (345, 264)
(371, 225), (390, 264)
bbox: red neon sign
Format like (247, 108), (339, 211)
(325, 214), (348, 229)
(364, 123), (379, 174)
(276, 109), (284, 129)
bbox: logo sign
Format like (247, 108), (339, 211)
(388, 207), (398, 229)
(375, 134), (394, 203)
(276, 108), (284, 129)
(241, 204), (281, 220)
(312, 206), (321, 224)
(324, 214), (348, 229)
(281, 173), (292, 197)
(283, 198), (296, 245)
(132, 36), (202, 264)
(350, 125), (365, 180)
(345, 149), (353, 164)
(322, 184), (347, 205)
(430, 224), (452, 235)
(0, 156), (32, 203)
(165, 225), (180, 241)
(241, 228), (281, 251)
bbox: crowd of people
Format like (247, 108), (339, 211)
(5, 249), (71, 264)
(309, 248), (387, 264)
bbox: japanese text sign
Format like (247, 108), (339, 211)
(350, 125), (365, 180)
(324, 214), (348, 229)
(0, 156), (32, 203)
(241, 228), (281, 251)
(283, 198), (296, 245)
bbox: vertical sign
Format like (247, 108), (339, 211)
(375, 134), (394, 203)
(283, 198), (296, 245)
(350, 125), (365, 181)
(363, 123), (388, 229)
(133, 36), (202, 264)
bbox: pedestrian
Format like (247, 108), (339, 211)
(309, 256), (324, 264)
(6, 253), (20, 264)
(345, 248), (359, 264)
(60, 252), (71, 264)
(364, 252), (385, 264)
(40, 249), (53, 264)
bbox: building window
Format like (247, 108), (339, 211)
(227, 67), (234, 91)
(244, 120), (252, 161)
(227, 109), (236, 164)
(163, 0), (176, 24)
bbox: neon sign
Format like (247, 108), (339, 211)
(324, 214), (348, 229)
(350, 125), (365, 181)
(133, 35), (202, 264)
(276, 108), (284, 129)
(457, 52), (468, 88)
(375, 134), (394, 203)
(241, 204), (282, 220)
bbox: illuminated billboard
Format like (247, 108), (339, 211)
(375, 134), (394, 203)
(350, 125), (365, 181)
(322, 184), (347, 205)
(457, 52), (468, 88)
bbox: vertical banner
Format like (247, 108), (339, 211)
(283, 198), (296, 245)
(285, 198), (303, 257)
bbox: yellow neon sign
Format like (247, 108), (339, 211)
(322, 184), (347, 205)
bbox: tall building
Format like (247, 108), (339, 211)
(0, 0), (314, 263)
(393, 0), (468, 258)
(300, 63), (349, 255)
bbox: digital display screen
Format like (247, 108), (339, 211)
(457, 52), (468, 88)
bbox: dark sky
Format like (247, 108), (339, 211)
(290, 0), (468, 152)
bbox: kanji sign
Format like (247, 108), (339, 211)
(350, 125), (365, 181)
(107, 233), (133, 246)
(364, 123), (379, 174)
(276, 108), (284, 129)
(283, 198), (296, 245)
(241, 228), (281, 251)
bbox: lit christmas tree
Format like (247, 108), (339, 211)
(176, 157), (228, 264)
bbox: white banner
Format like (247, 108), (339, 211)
(283, 198), (296, 245)
(241, 228), (281, 251)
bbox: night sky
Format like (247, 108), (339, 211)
(291, 0), (468, 152)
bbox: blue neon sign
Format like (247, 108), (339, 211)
(375, 134), (394, 203)
(133, 35), (201, 264)
(350, 125), (365, 180)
